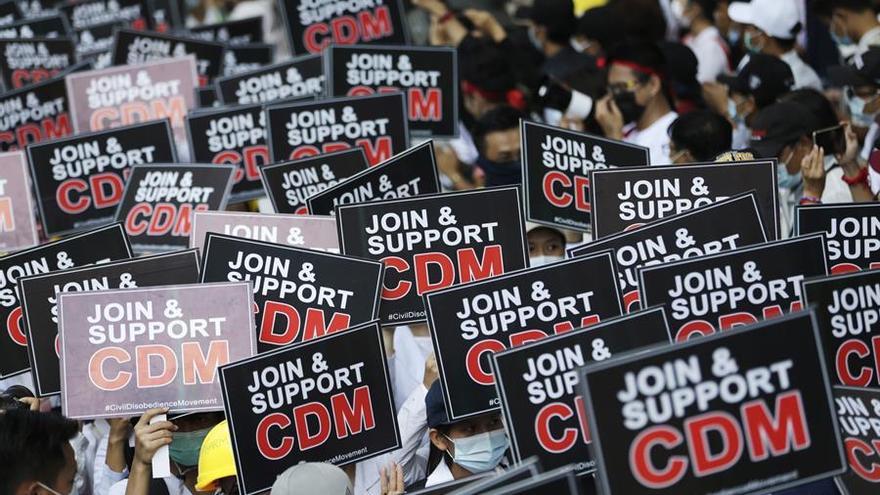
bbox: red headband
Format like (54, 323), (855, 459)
(611, 60), (664, 79)
(461, 80), (527, 111)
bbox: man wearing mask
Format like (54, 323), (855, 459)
(827, 0), (880, 57)
(596, 40), (678, 164)
(472, 106), (525, 187)
(728, 0), (823, 90)
(672, 0), (732, 82)
(0, 409), (79, 495)
(521, 0), (594, 80)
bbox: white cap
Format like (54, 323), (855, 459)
(728, 0), (800, 40)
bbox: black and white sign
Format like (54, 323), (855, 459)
(0, 37), (74, 89)
(112, 28), (225, 85)
(0, 72), (70, 151)
(279, 0), (408, 55)
(188, 17), (262, 45)
(796, 203), (880, 275)
(0, 16), (71, 39)
(216, 54), (324, 105)
(833, 386), (880, 495)
(223, 44), (273, 76)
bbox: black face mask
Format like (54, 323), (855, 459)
(476, 155), (522, 187)
(613, 90), (646, 125)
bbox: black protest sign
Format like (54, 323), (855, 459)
(405, 473), (497, 495)
(266, 92), (408, 165)
(279, 0), (408, 55)
(114, 163), (235, 253)
(0, 73), (70, 151)
(482, 466), (584, 495)
(201, 233), (384, 352)
(833, 386), (880, 495)
(0, 223), (131, 378)
(521, 121), (649, 233)
(326, 45), (457, 137)
(580, 311), (844, 495)
(0, 37), (74, 89)
(27, 120), (176, 236)
(185, 103), (267, 203)
(802, 270), (880, 388)
(590, 160), (779, 240)
(425, 252), (624, 420)
(0, 0), (20, 25)
(195, 86), (217, 108)
(216, 54), (324, 105)
(188, 16), (262, 45)
(147, 0), (182, 31)
(16, 0), (57, 19)
(639, 234), (828, 343)
(223, 44), (273, 76)
(492, 308), (672, 474)
(220, 320), (399, 495)
(19, 249), (199, 396)
(442, 459), (540, 495)
(0, 16), (71, 39)
(337, 187), (528, 326)
(72, 21), (116, 64)
(306, 141), (440, 215)
(261, 148), (368, 215)
(796, 203), (880, 275)
(62, 0), (150, 31)
(569, 194), (767, 312)
(112, 28), (225, 85)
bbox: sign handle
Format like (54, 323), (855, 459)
(150, 413), (171, 479)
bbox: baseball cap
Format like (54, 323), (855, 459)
(426, 380), (453, 428)
(718, 54), (794, 108)
(271, 463), (352, 495)
(749, 101), (819, 158)
(728, 0), (801, 39)
(828, 47), (880, 87)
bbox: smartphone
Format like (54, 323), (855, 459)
(812, 124), (846, 156)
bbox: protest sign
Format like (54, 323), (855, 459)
(0, 37), (74, 89)
(201, 233), (383, 352)
(188, 16), (262, 45)
(148, 0), (182, 32)
(65, 56), (198, 160)
(19, 249), (200, 396)
(185, 103), (267, 202)
(59, 281), (256, 418)
(0, 72), (70, 151)
(491, 308), (672, 474)
(480, 466), (584, 495)
(223, 44), (274, 76)
(61, 0), (150, 31)
(0, 150), (38, 251)
(569, 194), (767, 312)
(190, 211), (339, 253)
(590, 160), (778, 240)
(443, 460), (541, 495)
(220, 320), (399, 495)
(833, 386), (880, 495)
(337, 187), (529, 326)
(326, 45), (457, 137)
(16, 0), (57, 19)
(279, 0), (408, 55)
(406, 472), (496, 495)
(0, 16), (71, 39)
(306, 141), (440, 215)
(261, 148), (368, 215)
(521, 121), (649, 232)
(195, 86), (217, 108)
(796, 203), (880, 274)
(112, 28), (225, 85)
(425, 252), (624, 420)
(0, 0), (20, 25)
(114, 163), (235, 253)
(0, 223), (131, 378)
(580, 310), (844, 495)
(802, 269), (880, 387)
(639, 234), (828, 342)
(72, 21), (116, 67)
(216, 54), (324, 105)
(266, 92), (408, 165)
(27, 119), (176, 236)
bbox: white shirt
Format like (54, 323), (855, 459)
(822, 159), (854, 204)
(684, 26), (731, 83)
(780, 50), (822, 90)
(425, 461), (455, 488)
(858, 26), (880, 55)
(623, 111), (678, 165)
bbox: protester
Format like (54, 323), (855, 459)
(472, 105), (526, 186)
(673, 0), (732, 82)
(824, 0), (880, 57)
(0, 408), (80, 495)
(669, 109), (733, 162)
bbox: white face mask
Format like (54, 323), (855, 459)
(530, 255), (564, 267)
(444, 429), (509, 473)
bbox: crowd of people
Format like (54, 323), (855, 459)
(2, 0), (880, 494)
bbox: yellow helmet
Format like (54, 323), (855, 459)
(195, 420), (236, 492)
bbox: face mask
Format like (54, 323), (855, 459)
(727, 28), (742, 46)
(169, 427), (211, 468)
(671, 0), (690, 28)
(36, 482), (70, 495)
(530, 255), (564, 267)
(777, 153), (803, 190)
(727, 98), (740, 122)
(744, 31), (763, 53)
(527, 26), (542, 51)
(476, 155), (521, 187)
(444, 429), (509, 473)
(570, 38), (591, 53)
(613, 90), (646, 125)
(848, 92), (879, 128)
(830, 29), (854, 47)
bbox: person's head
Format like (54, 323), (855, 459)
(473, 106), (526, 187)
(425, 381), (507, 478)
(728, 0), (802, 54)
(612, 0), (668, 41)
(169, 411), (225, 482)
(606, 40), (673, 126)
(195, 420), (238, 495)
(720, 53), (795, 124)
(573, 5), (622, 57)
(527, 223), (566, 265)
(270, 463), (351, 495)
(671, 0), (718, 29)
(0, 409), (79, 495)
(658, 41), (703, 113)
(749, 101), (820, 187)
(828, 0), (878, 47)
(669, 110), (733, 163)
(459, 39), (525, 120)
(828, 47), (880, 127)
(524, 0), (575, 54)
(779, 89), (840, 147)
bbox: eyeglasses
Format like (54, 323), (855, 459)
(608, 80), (643, 96)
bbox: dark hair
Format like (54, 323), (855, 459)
(607, 40), (675, 105)
(458, 37), (517, 96)
(576, 5), (624, 50)
(780, 88), (839, 131)
(426, 424), (452, 475)
(0, 409), (79, 493)
(472, 106), (526, 155)
(531, 0), (576, 44)
(669, 110), (733, 161)
(611, 0), (668, 41)
(828, 0), (875, 13)
(692, 0), (719, 18)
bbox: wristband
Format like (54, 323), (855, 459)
(842, 166), (869, 186)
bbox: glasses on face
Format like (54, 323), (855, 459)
(608, 79), (642, 96)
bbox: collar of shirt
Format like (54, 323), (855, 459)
(860, 26), (880, 50)
(425, 460), (455, 487)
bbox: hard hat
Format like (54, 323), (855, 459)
(195, 420), (236, 492)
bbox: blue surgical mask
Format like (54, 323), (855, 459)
(445, 429), (509, 473)
(777, 159), (803, 190)
(727, 29), (741, 46)
(744, 31), (762, 53)
(831, 29), (854, 48)
(170, 427), (211, 468)
(727, 99), (740, 122)
(847, 91), (879, 128)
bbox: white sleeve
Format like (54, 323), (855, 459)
(92, 434), (128, 495)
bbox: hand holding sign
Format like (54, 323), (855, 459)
(133, 408), (175, 465)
